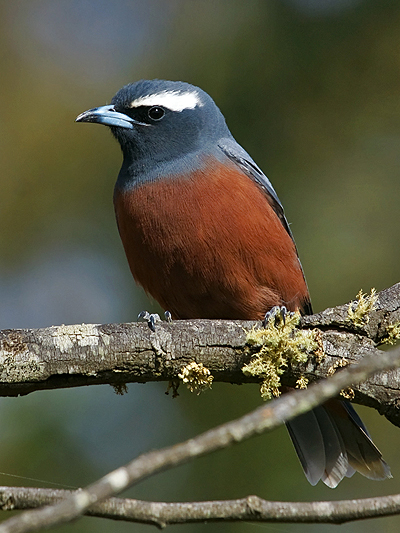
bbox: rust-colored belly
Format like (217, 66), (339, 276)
(114, 159), (309, 319)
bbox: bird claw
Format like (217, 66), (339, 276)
(263, 305), (294, 328)
(138, 310), (172, 331)
(137, 311), (161, 332)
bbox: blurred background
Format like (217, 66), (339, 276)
(0, 0), (399, 531)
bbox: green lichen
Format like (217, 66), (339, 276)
(347, 288), (378, 327)
(296, 375), (309, 389)
(243, 311), (320, 400)
(327, 357), (349, 376)
(340, 387), (355, 400)
(381, 322), (400, 345)
(178, 361), (213, 394)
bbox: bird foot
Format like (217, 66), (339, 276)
(138, 311), (161, 332)
(138, 310), (172, 331)
(263, 305), (294, 328)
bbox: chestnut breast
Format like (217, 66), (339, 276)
(114, 157), (309, 320)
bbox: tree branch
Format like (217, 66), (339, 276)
(2, 486), (400, 526)
(1, 283), (399, 425)
(1, 343), (399, 533)
(301, 282), (400, 344)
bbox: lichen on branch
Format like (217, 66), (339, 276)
(178, 362), (213, 394)
(382, 322), (400, 346)
(242, 311), (320, 400)
(347, 288), (378, 327)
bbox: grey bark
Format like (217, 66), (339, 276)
(0, 283), (399, 425)
(2, 487), (400, 526)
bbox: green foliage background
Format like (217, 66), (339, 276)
(0, 1), (399, 531)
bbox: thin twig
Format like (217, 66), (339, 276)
(2, 487), (400, 526)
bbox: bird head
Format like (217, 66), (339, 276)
(76, 80), (230, 179)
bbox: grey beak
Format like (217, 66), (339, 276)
(76, 104), (142, 129)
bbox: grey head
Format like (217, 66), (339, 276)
(76, 79), (233, 185)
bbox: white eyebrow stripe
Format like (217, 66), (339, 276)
(128, 90), (203, 112)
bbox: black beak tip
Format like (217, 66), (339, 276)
(75, 110), (95, 123)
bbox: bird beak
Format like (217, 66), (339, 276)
(76, 105), (141, 129)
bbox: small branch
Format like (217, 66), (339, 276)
(301, 283), (400, 344)
(2, 487), (400, 526)
(1, 344), (399, 533)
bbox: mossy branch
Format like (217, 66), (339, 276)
(243, 311), (318, 399)
(0, 283), (399, 425)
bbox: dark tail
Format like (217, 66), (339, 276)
(286, 399), (391, 488)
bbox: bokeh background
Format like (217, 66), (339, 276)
(0, 0), (399, 531)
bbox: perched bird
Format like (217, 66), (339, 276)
(76, 79), (391, 487)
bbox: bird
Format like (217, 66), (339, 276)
(76, 79), (391, 488)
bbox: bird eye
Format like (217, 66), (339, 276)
(148, 106), (165, 121)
